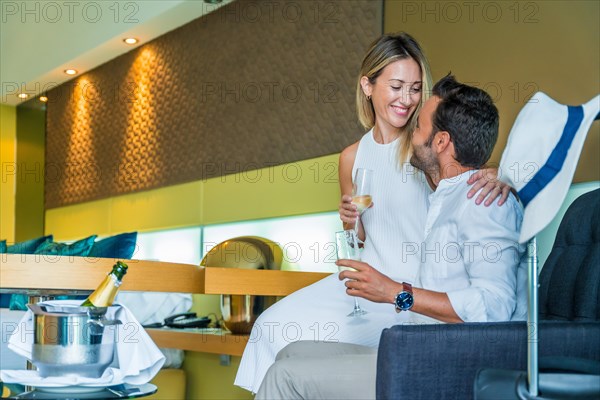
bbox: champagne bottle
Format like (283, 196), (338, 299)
(81, 261), (128, 307)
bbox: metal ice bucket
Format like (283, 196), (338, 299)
(28, 304), (121, 378)
(201, 237), (282, 334)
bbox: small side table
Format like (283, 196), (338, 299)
(0, 382), (157, 399)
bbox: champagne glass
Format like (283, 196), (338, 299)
(335, 230), (367, 317)
(352, 168), (373, 232)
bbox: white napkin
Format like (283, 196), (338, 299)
(0, 369), (119, 387)
(1, 300), (165, 386)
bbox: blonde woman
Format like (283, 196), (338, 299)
(235, 33), (509, 394)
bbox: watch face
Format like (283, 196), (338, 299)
(396, 292), (414, 310)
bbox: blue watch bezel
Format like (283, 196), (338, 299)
(395, 291), (414, 311)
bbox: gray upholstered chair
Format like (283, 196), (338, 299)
(376, 188), (600, 399)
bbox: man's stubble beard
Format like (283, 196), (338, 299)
(410, 146), (438, 178)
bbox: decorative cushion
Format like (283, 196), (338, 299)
(9, 235), (97, 310)
(33, 235), (97, 256)
(4, 235), (53, 254)
(88, 232), (138, 259)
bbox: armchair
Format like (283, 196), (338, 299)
(376, 188), (600, 399)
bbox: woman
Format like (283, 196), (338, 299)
(338, 32), (432, 285)
(235, 33), (509, 394)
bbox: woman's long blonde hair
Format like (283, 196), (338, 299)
(356, 33), (432, 164)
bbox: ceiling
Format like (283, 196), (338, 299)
(0, 0), (233, 106)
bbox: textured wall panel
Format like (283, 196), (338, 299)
(46, 0), (382, 208)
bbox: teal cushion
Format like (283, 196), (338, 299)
(9, 235), (97, 310)
(33, 235), (97, 256)
(5, 235), (53, 254)
(88, 232), (137, 259)
(8, 294), (29, 311)
(0, 240), (6, 253)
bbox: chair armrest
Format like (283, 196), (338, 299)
(376, 321), (600, 400)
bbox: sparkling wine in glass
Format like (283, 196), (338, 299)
(352, 168), (373, 231)
(335, 230), (368, 317)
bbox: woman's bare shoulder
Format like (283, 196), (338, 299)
(339, 141), (360, 167)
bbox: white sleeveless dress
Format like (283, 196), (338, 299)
(234, 130), (431, 393)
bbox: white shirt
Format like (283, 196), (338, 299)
(413, 170), (527, 323)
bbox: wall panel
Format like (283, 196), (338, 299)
(45, 0), (382, 208)
(384, 0), (599, 183)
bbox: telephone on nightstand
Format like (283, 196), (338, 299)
(143, 312), (211, 329)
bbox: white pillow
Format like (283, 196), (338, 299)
(116, 292), (192, 325)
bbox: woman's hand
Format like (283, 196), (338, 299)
(339, 195), (359, 227)
(339, 195), (372, 240)
(467, 168), (513, 206)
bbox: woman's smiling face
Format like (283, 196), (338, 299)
(364, 58), (423, 132)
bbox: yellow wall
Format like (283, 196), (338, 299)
(183, 353), (252, 400)
(0, 105), (16, 242)
(45, 154), (340, 240)
(385, 0), (599, 182)
(14, 106), (46, 241)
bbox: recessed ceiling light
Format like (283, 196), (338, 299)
(123, 37), (139, 45)
(18, 93), (29, 99)
(39, 96), (48, 102)
(64, 69), (78, 75)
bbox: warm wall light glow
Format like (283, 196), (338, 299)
(64, 77), (96, 196)
(121, 47), (162, 189)
(39, 96), (48, 102)
(17, 93), (28, 99)
(123, 38), (139, 45)
(64, 69), (78, 75)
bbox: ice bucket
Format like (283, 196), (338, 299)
(201, 237), (282, 334)
(28, 304), (121, 378)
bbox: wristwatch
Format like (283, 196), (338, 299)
(394, 282), (414, 313)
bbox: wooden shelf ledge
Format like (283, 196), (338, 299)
(146, 328), (248, 356)
(201, 268), (330, 296)
(0, 254), (331, 296)
(0, 254), (203, 293)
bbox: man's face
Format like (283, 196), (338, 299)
(410, 96), (440, 174)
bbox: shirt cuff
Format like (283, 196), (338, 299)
(446, 288), (487, 323)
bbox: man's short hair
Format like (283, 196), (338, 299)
(431, 74), (499, 168)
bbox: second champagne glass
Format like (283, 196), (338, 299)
(335, 230), (367, 317)
(352, 168), (373, 232)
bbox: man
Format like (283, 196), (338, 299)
(255, 75), (526, 399)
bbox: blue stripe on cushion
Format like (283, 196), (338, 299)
(518, 105), (584, 207)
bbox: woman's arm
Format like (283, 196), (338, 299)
(338, 142), (366, 241)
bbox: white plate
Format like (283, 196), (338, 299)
(33, 385), (107, 394)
